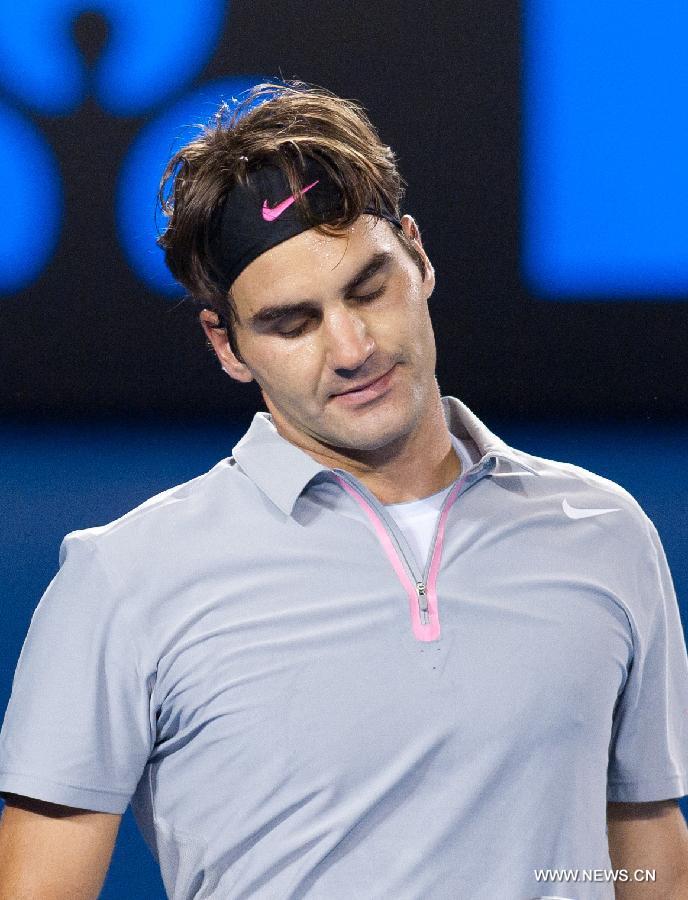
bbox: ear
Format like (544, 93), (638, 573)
(400, 214), (435, 297)
(199, 309), (254, 384)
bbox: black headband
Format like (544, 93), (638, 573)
(206, 157), (402, 294)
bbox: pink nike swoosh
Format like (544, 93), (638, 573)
(262, 179), (319, 222)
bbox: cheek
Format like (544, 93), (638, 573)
(386, 296), (433, 350)
(253, 342), (323, 396)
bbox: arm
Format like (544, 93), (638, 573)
(607, 799), (688, 899)
(0, 794), (121, 900)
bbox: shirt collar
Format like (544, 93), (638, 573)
(441, 396), (540, 476)
(232, 396), (538, 516)
(232, 413), (330, 516)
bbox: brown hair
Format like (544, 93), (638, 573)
(156, 80), (425, 356)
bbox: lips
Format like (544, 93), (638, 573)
(333, 369), (392, 396)
(330, 365), (396, 405)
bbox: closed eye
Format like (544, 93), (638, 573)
(353, 285), (386, 303)
(278, 320), (311, 338)
(276, 286), (387, 338)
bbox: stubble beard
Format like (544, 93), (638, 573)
(310, 372), (431, 463)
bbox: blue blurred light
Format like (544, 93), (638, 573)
(0, 0), (226, 116)
(0, 100), (62, 294)
(523, 1), (688, 299)
(116, 77), (268, 296)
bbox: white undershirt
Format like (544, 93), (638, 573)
(384, 435), (479, 569)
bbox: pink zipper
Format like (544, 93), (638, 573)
(333, 475), (467, 641)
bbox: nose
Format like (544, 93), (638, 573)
(323, 304), (376, 374)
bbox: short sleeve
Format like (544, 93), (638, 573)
(0, 534), (154, 814)
(607, 515), (688, 802)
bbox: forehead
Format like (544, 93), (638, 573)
(230, 215), (399, 306)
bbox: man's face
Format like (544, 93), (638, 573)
(202, 214), (437, 461)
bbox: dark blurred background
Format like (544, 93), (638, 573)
(1, 1), (686, 895)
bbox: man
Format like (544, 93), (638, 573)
(1, 81), (687, 899)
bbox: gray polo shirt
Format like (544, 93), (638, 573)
(1, 396), (687, 900)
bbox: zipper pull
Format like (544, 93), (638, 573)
(416, 581), (429, 624)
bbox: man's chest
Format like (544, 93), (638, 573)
(148, 510), (632, 805)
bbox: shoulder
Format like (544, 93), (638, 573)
(517, 447), (647, 511)
(506, 446), (659, 551)
(43, 456), (262, 658)
(502, 449), (676, 636)
(56, 454), (267, 600)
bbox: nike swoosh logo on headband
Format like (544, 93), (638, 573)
(262, 179), (319, 222)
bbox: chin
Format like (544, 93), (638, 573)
(332, 414), (415, 454)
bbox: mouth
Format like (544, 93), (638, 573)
(330, 365), (396, 405)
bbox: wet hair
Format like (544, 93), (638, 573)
(156, 80), (426, 359)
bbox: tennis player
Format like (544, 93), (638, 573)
(1, 82), (687, 899)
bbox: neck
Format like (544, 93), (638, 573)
(347, 426), (460, 504)
(271, 386), (461, 505)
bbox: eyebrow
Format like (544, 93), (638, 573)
(247, 250), (393, 327)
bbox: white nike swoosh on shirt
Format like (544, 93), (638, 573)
(562, 497), (621, 519)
